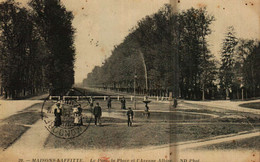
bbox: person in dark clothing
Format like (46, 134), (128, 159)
(126, 107), (134, 127)
(107, 96), (112, 109)
(93, 102), (102, 126)
(121, 96), (126, 109)
(54, 103), (62, 127)
(173, 98), (178, 108)
(78, 104), (83, 114)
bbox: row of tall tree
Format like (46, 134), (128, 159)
(0, 0), (75, 98)
(84, 5), (259, 100)
(219, 27), (260, 99)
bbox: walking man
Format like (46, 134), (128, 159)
(93, 102), (102, 126)
(126, 107), (134, 127)
(107, 96), (112, 109)
(173, 98), (178, 108)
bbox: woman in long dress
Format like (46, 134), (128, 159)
(54, 103), (62, 127)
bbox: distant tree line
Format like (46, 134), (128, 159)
(0, 0), (75, 99)
(84, 5), (259, 100)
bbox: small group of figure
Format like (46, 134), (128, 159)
(106, 96), (126, 109)
(53, 102), (84, 127)
(73, 104), (83, 126)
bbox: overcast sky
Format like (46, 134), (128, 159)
(3, 0), (260, 83)
(62, 0), (170, 83)
(67, 0), (259, 83)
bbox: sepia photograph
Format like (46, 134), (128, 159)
(0, 0), (259, 161)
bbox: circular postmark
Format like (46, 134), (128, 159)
(41, 90), (93, 139)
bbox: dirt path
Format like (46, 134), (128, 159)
(27, 93), (49, 100)
(184, 100), (260, 115)
(151, 129), (260, 151)
(0, 100), (42, 120)
(5, 119), (50, 153)
(178, 131), (260, 150)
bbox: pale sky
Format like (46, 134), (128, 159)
(62, 0), (170, 83)
(2, 0), (260, 83)
(67, 0), (259, 83)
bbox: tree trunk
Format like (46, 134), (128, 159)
(202, 84), (205, 101)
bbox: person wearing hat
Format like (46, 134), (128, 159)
(93, 102), (102, 126)
(126, 107), (134, 127)
(54, 102), (62, 127)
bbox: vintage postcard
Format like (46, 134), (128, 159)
(0, 0), (259, 162)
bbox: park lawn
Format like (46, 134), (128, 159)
(175, 108), (225, 116)
(44, 122), (255, 149)
(44, 123), (170, 149)
(0, 124), (29, 150)
(90, 117), (127, 123)
(239, 102), (260, 110)
(170, 123), (257, 143)
(195, 136), (260, 150)
(3, 111), (41, 125)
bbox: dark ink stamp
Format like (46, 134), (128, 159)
(41, 91), (93, 139)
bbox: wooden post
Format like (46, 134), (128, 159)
(242, 88), (244, 101)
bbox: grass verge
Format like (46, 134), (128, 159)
(239, 102), (260, 110)
(44, 123), (256, 149)
(0, 124), (29, 150)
